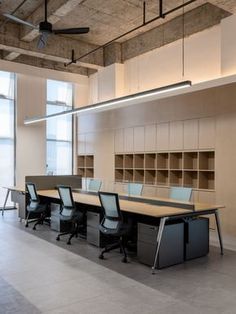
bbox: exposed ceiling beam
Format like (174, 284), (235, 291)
(21, 0), (85, 42)
(3, 51), (21, 61)
(13, 54), (88, 75)
(122, 3), (230, 61)
(0, 22), (103, 70)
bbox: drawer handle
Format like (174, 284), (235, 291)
(149, 227), (157, 231)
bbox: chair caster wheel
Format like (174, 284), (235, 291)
(67, 241), (71, 245)
(122, 257), (128, 263)
(99, 254), (104, 260)
(56, 236), (60, 241)
(33, 227), (36, 230)
(25, 224), (28, 228)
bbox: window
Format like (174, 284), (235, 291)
(0, 71), (15, 207)
(46, 80), (73, 175)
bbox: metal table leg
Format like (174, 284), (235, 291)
(214, 210), (224, 255)
(152, 217), (168, 274)
(2, 189), (10, 216)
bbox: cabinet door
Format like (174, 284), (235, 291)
(134, 126), (145, 152)
(114, 129), (124, 153)
(145, 125), (156, 151)
(156, 187), (169, 198)
(157, 123), (169, 151)
(85, 133), (94, 154)
(199, 117), (215, 149)
(184, 119), (199, 149)
(77, 134), (86, 155)
(169, 121), (184, 150)
(142, 186), (157, 197)
(124, 128), (134, 152)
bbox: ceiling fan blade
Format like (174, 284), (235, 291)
(53, 27), (90, 35)
(3, 13), (38, 29)
(37, 32), (49, 49)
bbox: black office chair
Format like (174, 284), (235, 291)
(56, 185), (84, 245)
(25, 182), (48, 230)
(98, 192), (131, 263)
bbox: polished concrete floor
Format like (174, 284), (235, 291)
(1, 210), (236, 314)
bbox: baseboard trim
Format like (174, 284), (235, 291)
(210, 230), (236, 252)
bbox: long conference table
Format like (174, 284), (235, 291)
(38, 189), (225, 274)
(1, 186), (225, 273)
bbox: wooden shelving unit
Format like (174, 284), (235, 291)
(77, 155), (94, 178)
(114, 150), (215, 190)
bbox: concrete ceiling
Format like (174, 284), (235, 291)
(0, 0), (235, 75)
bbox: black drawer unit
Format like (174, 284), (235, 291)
(185, 217), (209, 260)
(137, 222), (184, 269)
(87, 211), (113, 248)
(50, 203), (72, 232)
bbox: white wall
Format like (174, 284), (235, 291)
(16, 74), (46, 186)
(124, 26), (221, 94)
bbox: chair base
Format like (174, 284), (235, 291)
(25, 212), (48, 230)
(56, 221), (81, 245)
(99, 236), (128, 263)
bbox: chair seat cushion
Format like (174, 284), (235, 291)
(99, 222), (130, 236)
(27, 204), (46, 213)
(60, 211), (83, 222)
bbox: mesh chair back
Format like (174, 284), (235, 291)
(98, 192), (122, 230)
(169, 187), (192, 201)
(88, 179), (102, 192)
(57, 186), (75, 218)
(128, 183), (143, 196)
(26, 182), (39, 202)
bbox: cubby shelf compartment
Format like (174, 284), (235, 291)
(85, 168), (94, 178)
(115, 169), (124, 182)
(157, 153), (169, 169)
(77, 155), (94, 178)
(78, 156), (85, 168)
(134, 154), (144, 169)
(124, 169), (134, 181)
(145, 154), (156, 169)
(199, 151), (215, 170)
(183, 152), (198, 170)
(78, 168), (85, 177)
(114, 150), (215, 191)
(85, 155), (94, 168)
(156, 170), (169, 186)
(170, 170), (183, 186)
(134, 169), (144, 183)
(170, 153), (183, 170)
(199, 171), (215, 190)
(124, 154), (134, 168)
(145, 170), (156, 185)
(183, 171), (198, 188)
(115, 155), (124, 168)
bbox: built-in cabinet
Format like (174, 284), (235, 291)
(114, 150), (215, 190)
(77, 155), (94, 178)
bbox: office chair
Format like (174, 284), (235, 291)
(25, 182), (48, 230)
(56, 185), (84, 245)
(169, 187), (192, 202)
(127, 183), (143, 196)
(88, 179), (102, 192)
(98, 192), (131, 263)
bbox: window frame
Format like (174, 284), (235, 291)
(46, 79), (74, 175)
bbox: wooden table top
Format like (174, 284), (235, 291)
(2, 186), (25, 192)
(38, 189), (224, 218)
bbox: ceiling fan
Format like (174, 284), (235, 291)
(3, 0), (90, 49)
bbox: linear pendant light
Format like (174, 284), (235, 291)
(24, 80), (192, 125)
